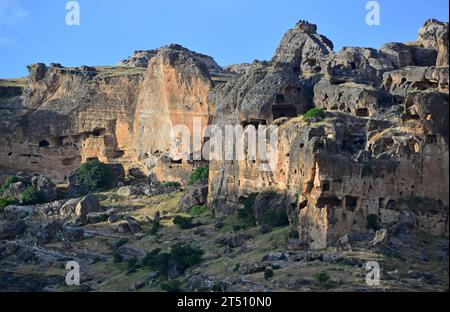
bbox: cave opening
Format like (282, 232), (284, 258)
(272, 105), (298, 120)
(355, 108), (369, 117)
(39, 140), (50, 148)
(345, 196), (358, 212)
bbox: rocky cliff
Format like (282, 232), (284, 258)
(207, 19), (449, 248)
(0, 45), (224, 183)
(0, 19), (448, 250)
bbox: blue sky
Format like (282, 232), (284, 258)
(0, 0), (448, 78)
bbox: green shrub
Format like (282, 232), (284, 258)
(115, 238), (129, 248)
(303, 108), (325, 119)
(148, 220), (161, 236)
(74, 160), (114, 192)
(161, 181), (181, 188)
(264, 267), (274, 280)
(161, 280), (183, 292)
(170, 243), (204, 273)
(261, 207), (289, 227)
(367, 214), (381, 231)
(188, 205), (209, 217)
(126, 258), (140, 275)
(188, 166), (209, 185)
(237, 194), (257, 226)
(173, 215), (197, 229)
(113, 252), (123, 263)
(314, 271), (330, 283)
(20, 186), (45, 205)
(142, 244), (203, 278)
(0, 197), (16, 211)
(0, 176), (18, 196)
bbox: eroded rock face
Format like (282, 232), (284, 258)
(207, 19), (449, 249)
(418, 19), (449, 67)
(0, 45), (218, 183)
(0, 19), (448, 251)
(117, 44), (224, 74)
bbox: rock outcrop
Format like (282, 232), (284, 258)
(207, 20), (449, 249)
(0, 45), (221, 183)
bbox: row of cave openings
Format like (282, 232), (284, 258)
(38, 128), (107, 149)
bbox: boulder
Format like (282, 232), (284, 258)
(3, 205), (34, 219)
(60, 198), (82, 216)
(75, 194), (102, 224)
(178, 184), (208, 212)
(31, 175), (57, 202)
(380, 42), (415, 69)
(337, 234), (352, 251)
(87, 212), (109, 224)
(37, 220), (63, 244)
(63, 227), (85, 242)
(216, 233), (253, 248)
(125, 217), (141, 233)
(2, 182), (27, 200)
(117, 186), (140, 197)
(371, 229), (389, 247)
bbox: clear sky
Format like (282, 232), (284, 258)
(0, 0), (448, 78)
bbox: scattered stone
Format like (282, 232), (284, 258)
(337, 234), (352, 251)
(126, 217), (141, 233)
(60, 198), (82, 216)
(178, 184), (208, 212)
(63, 227), (85, 242)
(37, 220), (63, 244)
(371, 229), (389, 247)
(216, 233), (253, 248)
(87, 212), (109, 224)
(3, 205), (34, 219)
(117, 186), (140, 197)
(75, 194), (102, 224)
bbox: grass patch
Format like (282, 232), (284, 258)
(161, 280), (183, 292)
(0, 197), (16, 211)
(0, 78), (27, 87)
(188, 205), (209, 217)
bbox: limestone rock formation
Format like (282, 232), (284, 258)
(0, 45), (220, 184)
(118, 44), (224, 74)
(417, 19), (449, 67)
(207, 19), (449, 249)
(0, 18), (448, 252)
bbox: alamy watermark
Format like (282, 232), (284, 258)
(170, 117), (279, 172)
(366, 1), (380, 26)
(365, 261), (381, 286)
(66, 1), (80, 26)
(65, 261), (80, 286)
